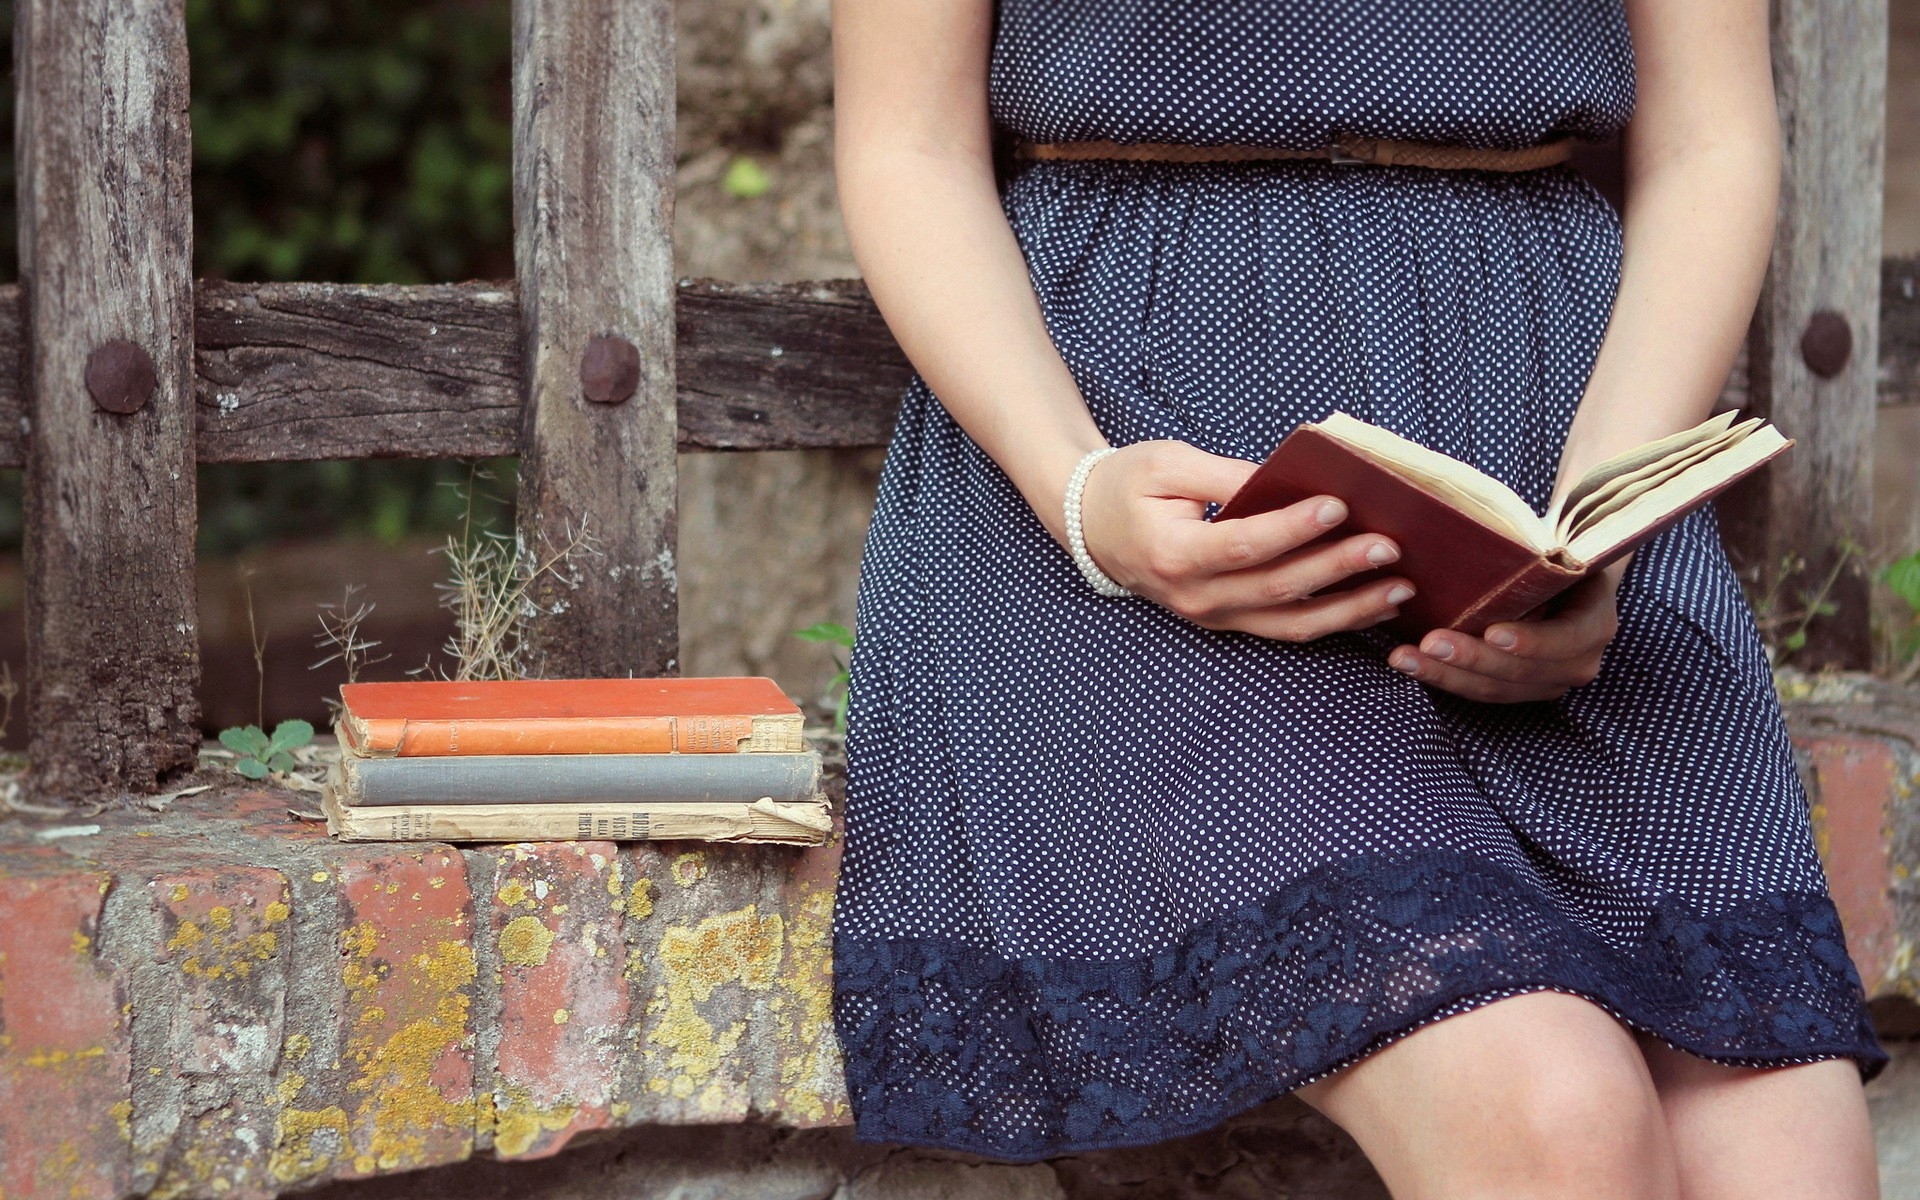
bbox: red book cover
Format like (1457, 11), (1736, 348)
(337, 677), (805, 757)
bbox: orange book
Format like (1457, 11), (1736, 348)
(336, 677), (806, 757)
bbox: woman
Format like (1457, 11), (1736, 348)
(828, 0), (1887, 1194)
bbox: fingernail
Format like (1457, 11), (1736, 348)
(1488, 628), (1518, 650)
(1386, 584), (1414, 605)
(1426, 637), (1454, 661)
(1315, 499), (1346, 527)
(1390, 652), (1419, 676)
(1367, 542), (1400, 566)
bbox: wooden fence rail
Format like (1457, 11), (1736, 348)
(9, 0), (1895, 804)
(0, 263), (1914, 472)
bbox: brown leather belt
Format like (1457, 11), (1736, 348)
(1016, 136), (1575, 173)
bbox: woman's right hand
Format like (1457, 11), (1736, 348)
(1075, 440), (1414, 641)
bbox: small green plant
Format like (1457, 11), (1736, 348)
(721, 155), (772, 199)
(794, 622), (855, 735)
(219, 719), (315, 780)
(1883, 549), (1920, 678)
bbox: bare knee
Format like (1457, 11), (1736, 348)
(1303, 993), (1679, 1200)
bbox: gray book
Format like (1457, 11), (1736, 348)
(340, 750), (822, 807)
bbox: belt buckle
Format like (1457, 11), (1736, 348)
(1329, 137), (1377, 166)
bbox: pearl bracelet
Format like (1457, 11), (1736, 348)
(1063, 447), (1133, 598)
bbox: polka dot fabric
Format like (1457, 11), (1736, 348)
(831, 0), (1886, 1163)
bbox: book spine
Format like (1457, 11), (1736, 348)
(1449, 559), (1585, 635)
(325, 798), (832, 845)
(343, 750), (822, 807)
(341, 713), (805, 757)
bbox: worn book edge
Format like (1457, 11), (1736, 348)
(322, 775), (831, 845)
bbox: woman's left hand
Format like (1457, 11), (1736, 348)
(1386, 562), (1625, 703)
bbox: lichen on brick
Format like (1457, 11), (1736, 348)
(499, 914), (556, 969)
(646, 904), (784, 1103)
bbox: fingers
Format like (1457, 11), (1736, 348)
(1210, 577), (1414, 642)
(1385, 646), (1573, 703)
(1187, 494), (1394, 575)
(1478, 573), (1620, 663)
(1387, 574), (1619, 702)
(1195, 532), (1405, 613)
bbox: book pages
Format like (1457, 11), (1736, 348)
(1546, 411), (1739, 531)
(1556, 418), (1759, 543)
(1317, 413), (1552, 551)
(1565, 425), (1790, 564)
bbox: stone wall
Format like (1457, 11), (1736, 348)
(5, 677), (1920, 1198)
(671, 0), (878, 709)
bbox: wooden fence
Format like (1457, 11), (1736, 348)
(10, 0), (1899, 805)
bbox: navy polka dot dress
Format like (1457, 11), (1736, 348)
(832, 0), (1886, 1162)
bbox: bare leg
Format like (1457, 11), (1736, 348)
(1296, 992), (1680, 1200)
(1637, 1038), (1878, 1200)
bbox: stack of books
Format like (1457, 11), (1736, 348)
(321, 677), (831, 845)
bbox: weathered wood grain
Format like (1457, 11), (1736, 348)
(17, 0), (201, 804)
(675, 279), (909, 449)
(1719, 0), (1888, 669)
(512, 0), (679, 677)
(194, 281), (524, 461)
(1884, 256), (1920, 414)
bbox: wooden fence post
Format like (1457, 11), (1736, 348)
(1721, 0), (1888, 668)
(16, 0), (199, 801)
(511, 0), (678, 679)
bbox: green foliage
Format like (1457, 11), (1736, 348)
(1881, 550), (1920, 664)
(794, 622), (855, 734)
(219, 718), (314, 779)
(197, 457), (517, 557)
(188, 0), (513, 284)
(722, 156), (773, 199)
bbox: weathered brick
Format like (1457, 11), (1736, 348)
(151, 866), (292, 1074)
(329, 847), (477, 1178)
(487, 841), (630, 1159)
(621, 842), (773, 1124)
(772, 819), (850, 1126)
(0, 868), (132, 1200)
(1802, 735), (1902, 992)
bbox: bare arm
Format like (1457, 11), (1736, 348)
(1391, 0), (1779, 700)
(832, 0), (1412, 640)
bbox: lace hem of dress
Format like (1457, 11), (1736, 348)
(832, 850), (1887, 1161)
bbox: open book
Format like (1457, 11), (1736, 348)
(1212, 411), (1790, 637)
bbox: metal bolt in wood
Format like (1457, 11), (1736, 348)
(84, 339), (157, 414)
(580, 334), (641, 404)
(1800, 310), (1853, 379)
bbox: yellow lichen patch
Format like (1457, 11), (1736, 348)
(109, 1099), (132, 1141)
(489, 1082), (581, 1159)
(671, 852), (707, 888)
(167, 920), (206, 955)
(499, 916), (556, 969)
(1810, 801), (1832, 861)
(429, 875), (447, 889)
(170, 884), (190, 903)
(647, 905), (784, 1100)
(496, 880), (533, 909)
(269, 1106), (350, 1186)
(342, 939), (478, 1172)
(207, 906), (235, 933)
(265, 901), (290, 924)
(776, 887), (846, 1122)
(626, 878), (655, 921)
(311, 871), (330, 883)
(276, 1072), (308, 1106)
(283, 1034), (312, 1064)
(24, 1045), (106, 1069)
(70, 931), (91, 955)
(552, 1008), (570, 1025)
